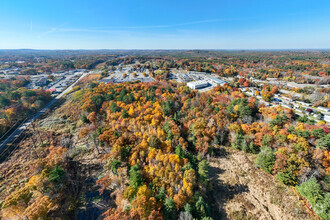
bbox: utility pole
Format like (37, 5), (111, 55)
(31, 122), (43, 144)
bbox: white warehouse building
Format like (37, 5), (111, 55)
(187, 80), (209, 89)
(210, 77), (227, 86)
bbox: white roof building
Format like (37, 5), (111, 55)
(187, 80), (209, 90)
(210, 77), (227, 86)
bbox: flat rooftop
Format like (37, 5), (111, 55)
(187, 80), (209, 85)
(210, 77), (227, 84)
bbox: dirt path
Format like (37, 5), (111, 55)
(209, 147), (313, 220)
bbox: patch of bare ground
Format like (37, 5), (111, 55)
(39, 112), (112, 219)
(209, 147), (313, 220)
(0, 107), (111, 219)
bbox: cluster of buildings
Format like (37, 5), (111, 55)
(24, 70), (85, 91)
(169, 70), (227, 91)
(0, 68), (21, 75)
(45, 72), (83, 95)
(186, 77), (227, 90)
(244, 87), (330, 123)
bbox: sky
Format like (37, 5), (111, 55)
(0, 0), (329, 49)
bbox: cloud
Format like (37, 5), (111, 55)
(35, 18), (237, 36)
(93, 18), (238, 30)
(37, 23), (67, 38)
(54, 28), (127, 34)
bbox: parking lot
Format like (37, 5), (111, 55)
(46, 71), (84, 95)
(100, 67), (154, 84)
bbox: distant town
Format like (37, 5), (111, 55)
(0, 57), (329, 125)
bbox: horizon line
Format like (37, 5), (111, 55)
(1, 48), (330, 51)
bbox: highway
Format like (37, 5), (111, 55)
(0, 72), (90, 151)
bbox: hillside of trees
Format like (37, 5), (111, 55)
(0, 77), (328, 219)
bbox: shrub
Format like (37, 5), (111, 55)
(248, 142), (259, 154)
(198, 160), (209, 184)
(156, 187), (166, 201)
(255, 147), (275, 174)
(313, 193), (330, 220)
(110, 159), (121, 175)
(316, 134), (330, 150)
(80, 114), (90, 123)
(175, 145), (185, 158)
(276, 154), (302, 186)
(261, 135), (272, 147)
(195, 196), (209, 218)
(276, 171), (297, 186)
(129, 165), (144, 188)
(312, 128), (326, 138)
(48, 166), (65, 184)
(296, 178), (323, 207)
(296, 178), (330, 220)
(164, 197), (176, 220)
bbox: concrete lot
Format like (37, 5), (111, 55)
(100, 68), (154, 84)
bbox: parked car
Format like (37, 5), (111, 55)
(306, 108), (313, 114)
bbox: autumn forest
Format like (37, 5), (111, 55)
(0, 50), (329, 220)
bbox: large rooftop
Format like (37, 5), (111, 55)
(210, 77), (227, 85)
(187, 80), (209, 86)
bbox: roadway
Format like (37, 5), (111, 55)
(244, 91), (325, 124)
(0, 72), (90, 151)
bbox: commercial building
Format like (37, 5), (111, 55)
(34, 77), (48, 86)
(210, 77), (227, 86)
(187, 80), (209, 89)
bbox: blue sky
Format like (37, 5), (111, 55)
(0, 0), (329, 49)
